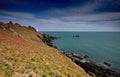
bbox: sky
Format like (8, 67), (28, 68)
(0, 0), (120, 31)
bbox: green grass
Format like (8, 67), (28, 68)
(0, 46), (89, 77)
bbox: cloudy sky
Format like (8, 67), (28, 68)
(0, 0), (120, 31)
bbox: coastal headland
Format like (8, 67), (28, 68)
(0, 21), (90, 77)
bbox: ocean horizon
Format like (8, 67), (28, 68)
(44, 32), (120, 72)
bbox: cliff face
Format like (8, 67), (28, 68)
(0, 21), (90, 77)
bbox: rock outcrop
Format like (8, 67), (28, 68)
(62, 51), (120, 77)
(41, 33), (58, 48)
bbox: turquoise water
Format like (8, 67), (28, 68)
(44, 32), (120, 72)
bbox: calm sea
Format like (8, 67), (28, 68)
(44, 32), (120, 72)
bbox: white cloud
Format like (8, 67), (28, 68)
(1, 15), (120, 31)
(34, 18), (62, 24)
(62, 12), (120, 21)
(0, 15), (17, 20)
(1, 13), (120, 32)
(0, 10), (35, 19)
(0, 3), (120, 32)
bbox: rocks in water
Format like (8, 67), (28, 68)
(42, 33), (59, 40)
(72, 54), (83, 60)
(41, 33), (59, 48)
(104, 62), (111, 67)
(80, 59), (89, 63)
(62, 51), (120, 77)
(88, 71), (96, 77)
(73, 35), (80, 37)
(84, 55), (89, 58)
(75, 61), (120, 77)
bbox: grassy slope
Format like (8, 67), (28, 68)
(0, 22), (90, 77)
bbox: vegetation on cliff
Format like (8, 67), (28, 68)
(0, 21), (90, 77)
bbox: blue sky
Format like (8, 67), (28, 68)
(0, 0), (120, 31)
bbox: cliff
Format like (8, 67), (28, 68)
(0, 21), (90, 77)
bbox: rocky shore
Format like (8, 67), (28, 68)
(40, 33), (59, 48)
(41, 32), (120, 77)
(61, 51), (120, 77)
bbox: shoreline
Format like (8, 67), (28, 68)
(44, 33), (120, 77)
(61, 51), (120, 77)
(41, 33), (59, 48)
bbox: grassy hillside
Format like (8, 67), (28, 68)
(0, 21), (90, 77)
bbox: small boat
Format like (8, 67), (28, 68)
(73, 35), (80, 37)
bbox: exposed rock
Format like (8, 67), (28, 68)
(88, 71), (96, 77)
(15, 23), (21, 26)
(0, 26), (5, 30)
(13, 31), (22, 38)
(73, 35), (80, 37)
(9, 21), (13, 25)
(9, 26), (14, 32)
(0, 22), (4, 25)
(41, 33), (59, 48)
(104, 62), (111, 67)
(14, 71), (38, 77)
(84, 55), (89, 58)
(28, 26), (36, 32)
(62, 51), (120, 77)
(76, 61), (120, 77)
(0, 22), (14, 31)
(0, 21), (22, 38)
(72, 54), (83, 60)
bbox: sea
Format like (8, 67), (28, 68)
(43, 32), (120, 72)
